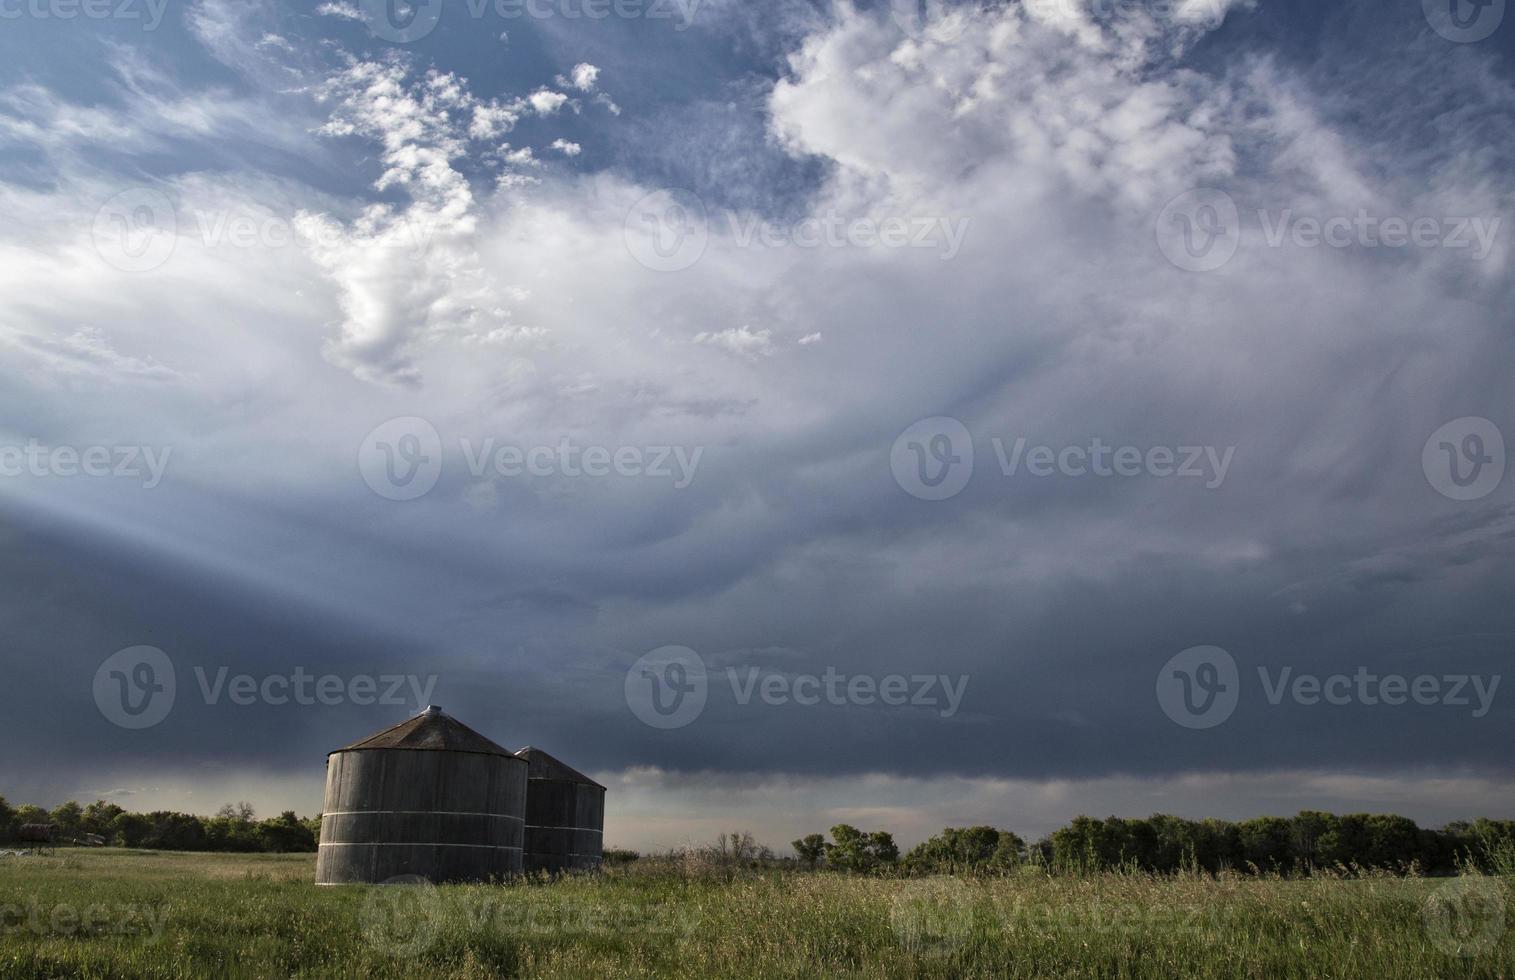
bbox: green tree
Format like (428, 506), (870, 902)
(257, 811), (316, 853)
(792, 833), (827, 868)
(1291, 811), (1335, 870)
(992, 829), (1027, 868)
(81, 800), (124, 837)
(1236, 816), (1293, 871)
(868, 831), (899, 866)
(50, 801), (84, 838)
(110, 812), (151, 848)
(826, 824), (872, 872)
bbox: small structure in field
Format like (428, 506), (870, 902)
(18, 824), (56, 846)
(515, 746), (606, 873)
(315, 705), (527, 884)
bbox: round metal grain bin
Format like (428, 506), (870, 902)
(316, 706), (526, 884)
(516, 746), (605, 873)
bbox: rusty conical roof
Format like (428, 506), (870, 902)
(331, 705), (515, 757)
(514, 746), (605, 789)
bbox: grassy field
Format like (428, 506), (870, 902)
(0, 849), (1510, 978)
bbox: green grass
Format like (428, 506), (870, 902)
(0, 849), (1510, 978)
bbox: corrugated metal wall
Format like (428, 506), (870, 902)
(316, 747), (526, 884)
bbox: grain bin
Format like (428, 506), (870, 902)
(516, 746), (606, 873)
(316, 705), (526, 884)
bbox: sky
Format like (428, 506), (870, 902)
(1, 0), (1514, 852)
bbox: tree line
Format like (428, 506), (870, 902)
(0, 796), (319, 853)
(793, 812), (1515, 876)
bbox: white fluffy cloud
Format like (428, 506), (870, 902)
(529, 88), (569, 115)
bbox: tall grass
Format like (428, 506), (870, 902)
(0, 849), (1509, 978)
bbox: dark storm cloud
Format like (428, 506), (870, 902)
(1, 0), (1513, 827)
